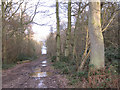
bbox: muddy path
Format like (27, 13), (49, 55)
(2, 55), (69, 88)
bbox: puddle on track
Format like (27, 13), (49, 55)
(30, 72), (47, 78)
(30, 72), (51, 88)
(34, 68), (41, 72)
(38, 80), (47, 88)
(42, 60), (47, 64)
(30, 72), (52, 77)
(42, 64), (47, 67)
(29, 60), (51, 88)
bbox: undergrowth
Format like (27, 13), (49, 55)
(2, 54), (38, 70)
(88, 66), (119, 88)
(16, 54), (38, 62)
(51, 54), (119, 88)
(2, 63), (16, 70)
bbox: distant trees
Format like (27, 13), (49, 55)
(72, 2), (81, 60)
(1, 0), (42, 64)
(46, 29), (56, 57)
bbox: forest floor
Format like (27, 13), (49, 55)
(2, 55), (71, 88)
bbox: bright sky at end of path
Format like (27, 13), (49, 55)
(32, 0), (56, 42)
(42, 46), (47, 54)
(30, 0), (77, 42)
(32, 25), (50, 42)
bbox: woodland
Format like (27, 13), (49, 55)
(1, 0), (120, 88)
(46, 0), (120, 88)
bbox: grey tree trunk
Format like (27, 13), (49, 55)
(65, 0), (71, 57)
(56, 0), (60, 61)
(88, 1), (105, 69)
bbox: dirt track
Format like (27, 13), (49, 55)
(2, 55), (69, 88)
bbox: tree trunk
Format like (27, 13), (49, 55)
(65, 0), (71, 57)
(88, 1), (105, 69)
(2, 2), (7, 64)
(56, 0), (60, 61)
(78, 28), (90, 71)
(73, 2), (81, 60)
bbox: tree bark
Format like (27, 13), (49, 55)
(65, 0), (71, 57)
(2, 1), (7, 63)
(88, 1), (105, 69)
(56, 0), (60, 61)
(73, 2), (81, 60)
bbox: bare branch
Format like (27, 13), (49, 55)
(102, 8), (120, 32)
(7, 1), (24, 20)
(71, 3), (89, 16)
(23, 0), (40, 25)
(32, 22), (50, 26)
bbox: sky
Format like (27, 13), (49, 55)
(31, 0), (76, 42)
(29, 0), (57, 54)
(13, 0), (81, 54)
(27, 0), (119, 42)
(32, 0), (56, 42)
(29, 0), (75, 54)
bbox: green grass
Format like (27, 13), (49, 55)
(2, 63), (16, 70)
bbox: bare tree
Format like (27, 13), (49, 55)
(56, 0), (61, 61)
(65, 0), (71, 57)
